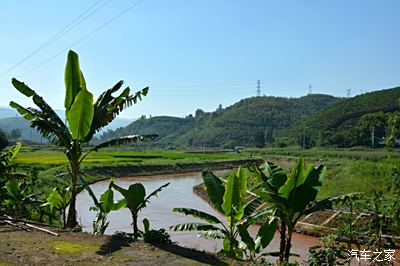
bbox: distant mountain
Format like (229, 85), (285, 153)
(0, 107), (135, 143)
(0, 117), (44, 142)
(0, 107), (19, 119)
(104, 94), (340, 148)
(282, 87), (400, 147)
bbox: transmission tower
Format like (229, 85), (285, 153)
(308, 84), (312, 94)
(347, 88), (351, 98)
(257, 80), (261, 97)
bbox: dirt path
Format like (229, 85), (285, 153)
(0, 226), (246, 265)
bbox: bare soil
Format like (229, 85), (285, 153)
(0, 225), (247, 266)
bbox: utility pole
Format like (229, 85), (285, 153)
(203, 132), (206, 154)
(371, 126), (375, 148)
(203, 119), (206, 154)
(347, 88), (351, 98)
(257, 80), (261, 97)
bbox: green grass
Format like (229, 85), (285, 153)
(319, 158), (399, 199)
(244, 146), (400, 162)
(16, 147), (247, 167)
(51, 241), (99, 254)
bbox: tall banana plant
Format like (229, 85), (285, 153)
(249, 158), (357, 263)
(10, 50), (156, 228)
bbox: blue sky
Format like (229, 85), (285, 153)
(0, 0), (399, 118)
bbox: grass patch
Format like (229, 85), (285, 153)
(51, 241), (99, 254)
(318, 158), (399, 199)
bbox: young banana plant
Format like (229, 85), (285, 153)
(80, 177), (125, 235)
(111, 181), (170, 239)
(171, 167), (277, 260)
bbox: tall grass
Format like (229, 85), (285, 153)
(318, 158), (399, 199)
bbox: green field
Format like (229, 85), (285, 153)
(14, 145), (400, 202)
(16, 146), (248, 167)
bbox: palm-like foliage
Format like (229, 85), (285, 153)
(81, 177), (125, 235)
(171, 167), (277, 260)
(10, 50), (156, 228)
(0, 142), (26, 215)
(111, 181), (170, 239)
(249, 158), (359, 263)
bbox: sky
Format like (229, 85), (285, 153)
(0, 0), (399, 119)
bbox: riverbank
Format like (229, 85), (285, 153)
(86, 159), (263, 181)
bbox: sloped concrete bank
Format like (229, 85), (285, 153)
(87, 159), (264, 180)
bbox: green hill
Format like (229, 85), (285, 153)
(0, 117), (44, 143)
(104, 94), (340, 148)
(282, 87), (400, 147)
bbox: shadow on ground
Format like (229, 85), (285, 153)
(96, 232), (228, 265)
(150, 242), (228, 266)
(96, 232), (132, 255)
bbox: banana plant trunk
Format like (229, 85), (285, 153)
(132, 212), (139, 239)
(65, 150), (79, 228)
(284, 225), (294, 262)
(279, 220), (286, 263)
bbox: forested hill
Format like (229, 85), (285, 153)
(282, 86), (400, 147)
(102, 94), (340, 148)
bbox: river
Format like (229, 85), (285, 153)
(76, 171), (321, 263)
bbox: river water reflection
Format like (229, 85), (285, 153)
(76, 171), (319, 262)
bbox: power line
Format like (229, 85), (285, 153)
(0, 0), (110, 76)
(21, 0), (145, 78)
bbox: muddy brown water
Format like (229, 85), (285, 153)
(76, 171), (324, 263)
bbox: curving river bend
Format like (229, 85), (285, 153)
(76, 171), (320, 262)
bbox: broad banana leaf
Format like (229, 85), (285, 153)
(67, 88), (94, 140)
(172, 207), (222, 224)
(202, 169), (225, 213)
(141, 182), (170, 209)
(222, 167), (247, 225)
(198, 229), (225, 239)
(92, 135), (157, 151)
(64, 50), (86, 111)
(112, 182), (146, 211)
(170, 222), (221, 232)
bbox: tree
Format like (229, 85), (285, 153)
(385, 112), (400, 151)
(0, 129), (8, 150)
(10, 50), (156, 228)
(355, 112), (387, 146)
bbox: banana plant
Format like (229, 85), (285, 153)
(42, 187), (71, 227)
(111, 181), (170, 239)
(0, 142), (28, 215)
(249, 158), (359, 264)
(10, 50), (157, 228)
(171, 167), (277, 259)
(3, 179), (40, 219)
(80, 177), (125, 235)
